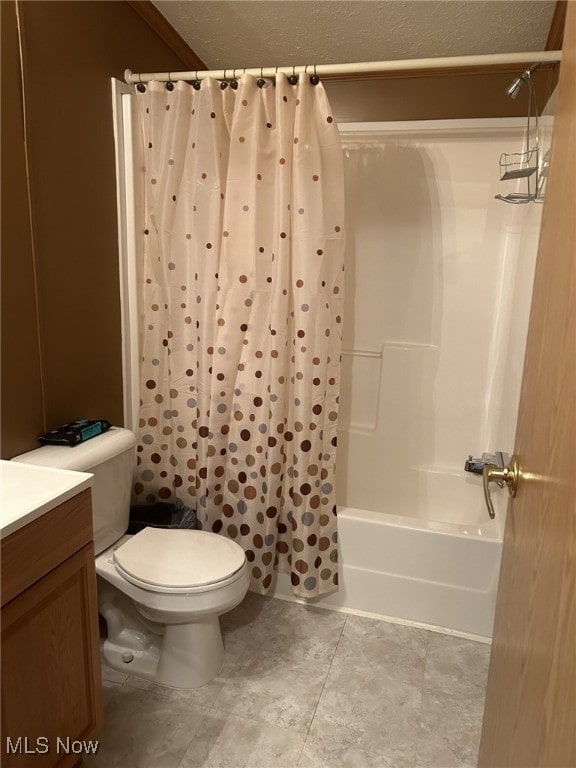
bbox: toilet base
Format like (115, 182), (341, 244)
(99, 578), (226, 689)
(102, 614), (225, 689)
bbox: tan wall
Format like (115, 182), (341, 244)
(1, 1), (188, 458)
(1, 1), (45, 458)
(325, 68), (557, 123)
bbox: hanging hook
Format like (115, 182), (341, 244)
(288, 64), (298, 85)
(257, 66), (266, 88)
(166, 72), (174, 91)
(310, 64), (319, 85)
(137, 72), (146, 92)
(231, 68), (239, 90)
(193, 70), (201, 90)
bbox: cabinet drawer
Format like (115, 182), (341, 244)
(1, 489), (93, 605)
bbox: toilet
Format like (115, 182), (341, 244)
(12, 427), (249, 689)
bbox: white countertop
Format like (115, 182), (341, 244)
(0, 460), (94, 538)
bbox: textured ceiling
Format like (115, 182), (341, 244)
(152, 0), (556, 70)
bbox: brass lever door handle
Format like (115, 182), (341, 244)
(482, 455), (520, 519)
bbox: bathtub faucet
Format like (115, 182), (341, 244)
(464, 452), (506, 477)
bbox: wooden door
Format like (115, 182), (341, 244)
(478, 6), (576, 767)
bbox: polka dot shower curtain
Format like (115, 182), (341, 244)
(133, 75), (345, 598)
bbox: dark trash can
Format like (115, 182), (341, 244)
(128, 500), (197, 535)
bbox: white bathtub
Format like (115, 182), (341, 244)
(271, 502), (503, 640)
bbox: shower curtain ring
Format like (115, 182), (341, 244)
(257, 67), (265, 88)
(137, 72), (146, 92)
(231, 68), (238, 89)
(221, 69), (228, 89)
(193, 71), (201, 90)
(288, 65), (298, 85)
(166, 73), (174, 91)
(310, 64), (319, 85)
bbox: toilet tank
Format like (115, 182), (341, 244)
(12, 427), (136, 555)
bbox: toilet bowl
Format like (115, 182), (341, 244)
(12, 427), (249, 689)
(96, 527), (249, 688)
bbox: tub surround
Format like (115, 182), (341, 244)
(337, 119), (543, 529)
(307, 117), (549, 639)
(0, 458), (93, 538)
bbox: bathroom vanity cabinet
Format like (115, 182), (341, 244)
(1, 488), (103, 768)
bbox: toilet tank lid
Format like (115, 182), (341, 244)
(11, 427), (136, 472)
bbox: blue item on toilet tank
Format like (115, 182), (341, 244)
(38, 418), (112, 446)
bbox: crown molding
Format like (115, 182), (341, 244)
(546, 1), (568, 50)
(126, 1), (206, 71)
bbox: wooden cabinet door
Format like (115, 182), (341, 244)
(478, 6), (576, 766)
(1, 544), (103, 768)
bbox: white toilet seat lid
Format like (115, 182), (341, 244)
(113, 528), (246, 591)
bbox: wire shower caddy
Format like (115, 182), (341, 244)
(495, 67), (548, 204)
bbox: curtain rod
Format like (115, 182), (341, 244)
(125, 51), (562, 84)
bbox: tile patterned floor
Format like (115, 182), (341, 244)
(85, 593), (490, 768)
